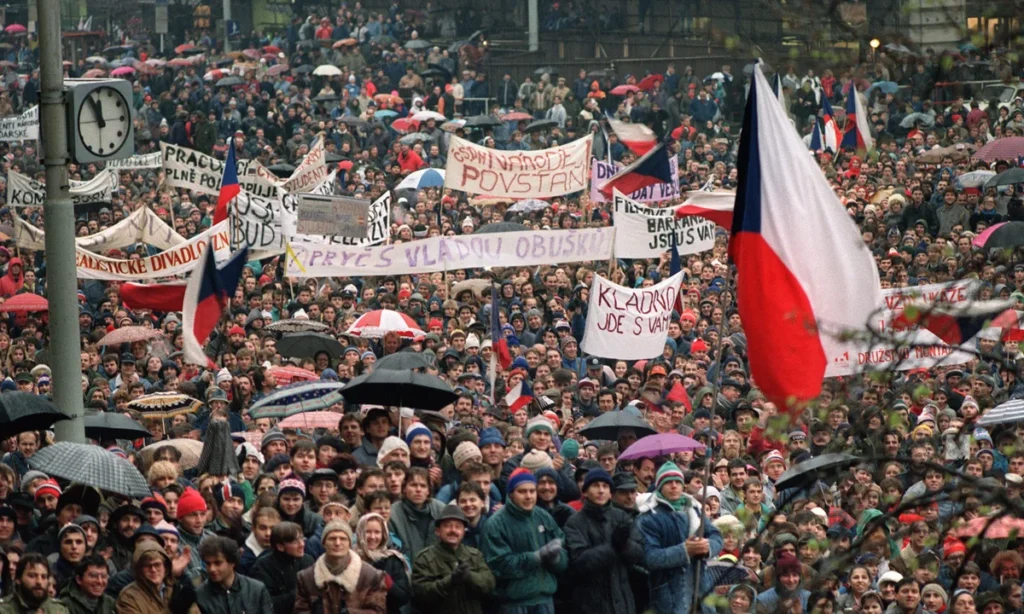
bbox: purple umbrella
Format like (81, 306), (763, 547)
(619, 433), (704, 460)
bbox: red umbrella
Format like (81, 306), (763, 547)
(111, 66), (135, 77)
(975, 137), (1024, 163)
(610, 84), (639, 96)
(242, 49), (260, 60)
(278, 411), (343, 430)
(263, 45), (282, 54)
(266, 64), (289, 77)
(4, 24), (26, 34)
(638, 74), (664, 91)
(344, 309), (425, 339)
(99, 326), (162, 346)
(174, 43), (194, 55)
(0, 294), (47, 313)
(268, 366), (318, 385)
(952, 515), (1024, 539)
(390, 117), (419, 133)
(168, 58), (194, 68)
(500, 111), (532, 122)
(83, 68), (106, 78)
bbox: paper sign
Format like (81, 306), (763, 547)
(581, 271), (684, 360)
(296, 194), (368, 238)
(444, 135), (592, 198)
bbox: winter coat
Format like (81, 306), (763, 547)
(481, 500), (568, 607)
(0, 258), (24, 297)
(754, 587), (810, 614)
(247, 549), (314, 614)
(0, 594), (68, 614)
(295, 552), (388, 614)
(115, 541), (197, 614)
(636, 497), (724, 614)
(194, 573), (274, 614)
(563, 500), (645, 614)
(389, 499), (444, 560)
(411, 542), (495, 614)
(363, 551), (410, 614)
(60, 580), (117, 614)
(500, 449), (580, 502)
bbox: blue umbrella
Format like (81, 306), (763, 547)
(396, 168), (445, 191)
(374, 110), (398, 119)
(868, 81), (899, 95)
(250, 381), (346, 418)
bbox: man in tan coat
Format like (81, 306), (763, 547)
(295, 521), (388, 614)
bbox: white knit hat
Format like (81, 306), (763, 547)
(376, 436), (410, 468)
(453, 442), (482, 468)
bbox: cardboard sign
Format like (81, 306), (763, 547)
(296, 194), (369, 238)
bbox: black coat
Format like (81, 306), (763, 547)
(366, 552), (411, 614)
(563, 500), (645, 614)
(247, 549), (314, 614)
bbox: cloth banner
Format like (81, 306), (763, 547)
(159, 142), (225, 195)
(282, 136), (328, 193)
(76, 221), (231, 281)
(612, 190), (716, 258)
(104, 153), (163, 170)
(15, 207), (185, 252)
(826, 280), (981, 376)
(236, 160), (285, 200)
(232, 172), (389, 257)
(287, 226), (614, 277)
(581, 271), (684, 359)
(7, 170), (118, 207)
(0, 107), (39, 141)
(444, 135), (592, 198)
(590, 157), (679, 203)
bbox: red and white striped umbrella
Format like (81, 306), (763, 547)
(268, 366), (318, 385)
(344, 309), (425, 339)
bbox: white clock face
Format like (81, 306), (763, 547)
(77, 87), (131, 157)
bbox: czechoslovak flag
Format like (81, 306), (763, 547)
(181, 242), (248, 367)
(840, 86), (874, 154)
(213, 139), (240, 225)
(607, 116), (658, 156)
(730, 66), (882, 410)
(821, 97), (841, 153)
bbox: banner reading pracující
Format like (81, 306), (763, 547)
(444, 135), (592, 198)
(581, 271), (684, 360)
(159, 142), (225, 195)
(612, 190), (716, 258)
(76, 221), (231, 281)
(287, 227), (614, 277)
(7, 170), (118, 207)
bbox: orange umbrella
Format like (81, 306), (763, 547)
(333, 38), (358, 49)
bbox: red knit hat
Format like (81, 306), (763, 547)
(944, 540), (966, 558)
(34, 479), (61, 502)
(176, 488), (207, 518)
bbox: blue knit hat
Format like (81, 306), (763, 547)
(479, 427), (506, 448)
(405, 423), (433, 446)
(507, 468), (537, 493)
(583, 468), (613, 492)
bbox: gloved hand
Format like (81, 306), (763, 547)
(611, 525), (631, 551)
(537, 538), (563, 565)
(452, 560), (470, 582)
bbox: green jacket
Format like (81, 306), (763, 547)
(481, 501), (567, 607)
(0, 593), (68, 614)
(59, 582), (116, 614)
(412, 542), (495, 614)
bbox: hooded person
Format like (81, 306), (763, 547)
(0, 257), (24, 297)
(754, 554), (811, 614)
(115, 540), (194, 614)
(354, 513), (411, 614)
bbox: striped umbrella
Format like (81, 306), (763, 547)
(250, 381), (346, 418)
(127, 392), (202, 420)
(345, 309), (425, 339)
(278, 411), (343, 430)
(978, 399), (1024, 426)
(28, 442), (151, 498)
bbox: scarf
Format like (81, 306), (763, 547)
(655, 491), (688, 512)
(313, 550), (363, 593)
(355, 513), (409, 572)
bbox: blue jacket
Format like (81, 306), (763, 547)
(754, 587), (810, 614)
(636, 498), (723, 614)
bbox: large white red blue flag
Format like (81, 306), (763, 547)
(840, 87), (873, 154)
(730, 66), (882, 410)
(181, 242), (248, 367)
(607, 116), (657, 156)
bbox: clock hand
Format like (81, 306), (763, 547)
(89, 96), (106, 129)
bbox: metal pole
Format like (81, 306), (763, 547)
(38, 0), (85, 443)
(528, 0), (538, 52)
(222, 0), (231, 53)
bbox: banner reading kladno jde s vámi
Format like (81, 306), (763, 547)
(581, 271), (684, 360)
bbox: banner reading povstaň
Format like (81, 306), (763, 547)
(287, 227), (614, 277)
(444, 135), (592, 198)
(0, 107), (39, 142)
(612, 190), (716, 258)
(104, 152), (163, 170)
(159, 142), (225, 195)
(76, 221), (231, 280)
(825, 279), (981, 376)
(581, 271), (684, 360)
(15, 207), (185, 252)
(590, 157), (679, 203)
(7, 170), (118, 207)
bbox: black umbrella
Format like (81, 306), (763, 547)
(214, 58), (233, 67)
(465, 115), (503, 128)
(0, 392), (69, 439)
(103, 45), (134, 55)
(774, 452), (861, 491)
(978, 221), (1024, 250)
(587, 69), (610, 79)
(294, 64), (316, 74)
(267, 163), (296, 177)
(984, 167), (1024, 189)
(83, 413), (151, 440)
(372, 35), (396, 46)
(476, 222), (529, 234)
(448, 39), (469, 53)
(375, 352), (433, 371)
(314, 93), (340, 102)
(339, 116), (369, 129)
(278, 332), (344, 358)
(405, 39), (432, 50)
(216, 76), (244, 87)
(578, 411), (656, 441)
(28, 442), (151, 498)
(525, 119), (559, 133)
(325, 152), (346, 164)
(342, 370), (457, 410)
(705, 561), (757, 587)
(296, 40), (316, 50)
(420, 67), (450, 80)
(196, 420), (240, 476)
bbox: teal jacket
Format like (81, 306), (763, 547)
(481, 500), (568, 607)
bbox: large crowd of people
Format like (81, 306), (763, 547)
(0, 8), (1016, 614)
